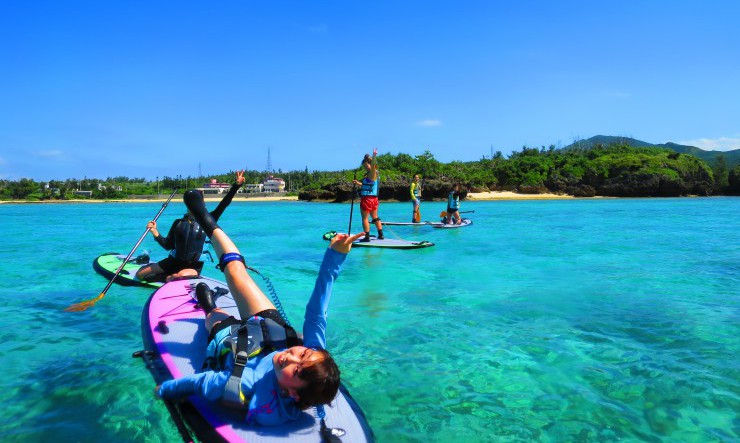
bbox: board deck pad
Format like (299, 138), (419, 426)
(322, 231), (434, 249)
(382, 218), (473, 228)
(432, 218), (473, 229)
(93, 253), (162, 288)
(141, 276), (374, 442)
(381, 221), (439, 226)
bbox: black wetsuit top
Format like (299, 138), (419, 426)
(155, 183), (241, 263)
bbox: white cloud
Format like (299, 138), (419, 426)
(678, 137), (740, 152)
(35, 149), (64, 158)
(416, 119), (442, 127)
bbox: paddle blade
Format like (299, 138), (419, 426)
(439, 211), (448, 218)
(65, 293), (105, 312)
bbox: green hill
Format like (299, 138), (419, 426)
(564, 135), (740, 167)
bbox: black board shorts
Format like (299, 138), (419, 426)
(157, 256), (204, 275)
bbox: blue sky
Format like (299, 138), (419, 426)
(1, 0), (739, 181)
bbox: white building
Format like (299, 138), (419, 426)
(198, 179), (232, 195)
(97, 183), (123, 192)
(244, 183), (264, 193)
(263, 176), (285, 192)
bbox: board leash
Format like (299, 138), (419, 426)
(246, 266), (290, 326)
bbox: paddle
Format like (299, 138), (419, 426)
(439, 209), (475, 218)
(66, 188), (179, 312)
(348, 170), (357, 234)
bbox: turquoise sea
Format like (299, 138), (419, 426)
(1, 197), (738, 442)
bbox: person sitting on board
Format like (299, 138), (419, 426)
(351, 147), (383, 242)
(136, 171), (245, 282)
(410, 174), (422, 223)
(155, 189), (365, 426)
(443, 183), (463, 225)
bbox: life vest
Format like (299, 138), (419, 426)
(411, 182), (421, 199)
(203, 316), (301, 409)
(447, 192), (460, 210)
(172, 217), (206, 262)
(359, 175), (379, 197)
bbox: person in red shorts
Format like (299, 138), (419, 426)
(352, 148), (383, 242)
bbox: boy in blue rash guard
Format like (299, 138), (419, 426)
(444, 183), (462, 225)
(156, 189), (365, 426)
(137, 171), (245, 282)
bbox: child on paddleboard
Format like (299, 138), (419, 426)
(155, 189), (365, 426)
(444, 183), (463, 225)
(136, 171), (245, 282)
(352, 148), (383, 242)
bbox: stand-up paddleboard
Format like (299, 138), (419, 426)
(93, 247), (215, 288)
(382, 219), (473, 228)
(93, 252), (162, 288)
(433, 218), (473, 229)
(323, 231), (434, 249)
(381, 221), (437, 226)
(136, 276), (375, 443)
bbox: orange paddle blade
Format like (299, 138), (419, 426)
(65, 293), (105, 312)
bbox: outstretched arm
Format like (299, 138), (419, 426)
(369, 147), (378, 181)
(210, 170), (245, 222)
(303, 233), (364, 349)
(157, 366), (231, 401)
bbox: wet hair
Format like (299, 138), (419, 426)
(295, 349), (341, 409)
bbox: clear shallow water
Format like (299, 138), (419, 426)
(1, 198), (738, 442)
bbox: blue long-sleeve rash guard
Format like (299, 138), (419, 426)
(158, 247), (347, 426)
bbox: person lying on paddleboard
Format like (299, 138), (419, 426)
(352, 147), (384, 242)
(444, 183), (463, 225)
(136, 171), (245, 282)
(410, 174), (422, 223)
(155, 189), (365, 426)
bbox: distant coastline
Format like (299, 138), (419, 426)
(0, 195), (300, 204)
(0, 191), (600, 204)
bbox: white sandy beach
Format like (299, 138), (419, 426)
(466, 191), (575, 200)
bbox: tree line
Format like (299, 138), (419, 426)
(298, 144), (740, 201)
(2, 144), (739, 201)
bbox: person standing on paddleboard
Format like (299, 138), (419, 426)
(352, 148), (383, 242)
(155, 189), (365, 426)
(444, 183), (463, 225)
(410, 174), (422, 223)
(136, 170), (245, 282)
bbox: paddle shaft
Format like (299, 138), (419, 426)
(348, 170), (357, 234)
(99, 188), (178, 296)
